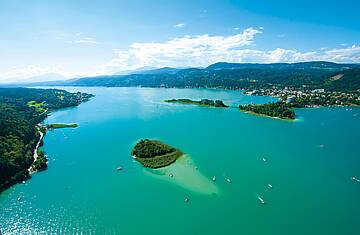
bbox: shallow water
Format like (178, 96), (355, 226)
(1, 87), (360, 235)
(145, 155), (219, 195)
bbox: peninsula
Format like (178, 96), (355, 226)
(165, 98), (228, 107)
(131, 139), (183, 168)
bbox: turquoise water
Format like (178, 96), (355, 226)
(1, 87), (360, 235)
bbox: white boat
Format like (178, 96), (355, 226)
(352, 176), (360, 182)
(257, 196), (265, 204)
(169, 173), (173, 177)
(212, 176), (216, 182)
(268, 184), (273, 188)
(184, 197), (189, 203)
(117, 166), (123, 171)
(262, 157), (267, 162)
(22, 181), (26, 184)
(226, 178), (231, 183)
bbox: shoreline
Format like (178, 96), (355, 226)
(28, 126), (45, 174)
(239, 110), (296, 121)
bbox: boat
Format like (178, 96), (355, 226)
(117, 166), (123, 171)
(212, 176), (216, 182)
(184, 197), (189, 203)
(169, 173), (173, 177)
(257, 196), (265, 204)
(22, 181), (26, 184)
(268, 184), (273, 188)
(262, 157), (267, 162)
(352, 176), (360, 182)
(226, 178), (231, 183)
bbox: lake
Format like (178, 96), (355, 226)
(1, 87), (360, 235)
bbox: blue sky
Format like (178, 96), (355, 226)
(0, 0), (359, 82)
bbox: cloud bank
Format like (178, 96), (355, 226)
(1, 27), (359, 82)
(102, 28), (360, 73)
(102, 27), (262, 72)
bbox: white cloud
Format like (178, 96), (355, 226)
(174, 23), (186, 28)
(101, 27), (360, 73)
(0, 65), (107, 83)
(277, 34), (285, 38)
(0, 65), (68, 83)
(233, 27), (240, 31)
(66, 35), (97, 45)
(1, 65), (62, 78)
(102, 27), (262, 72)
(2, 28), (359, 82)
(322, 45), (360, 62)
(73, 37), (97, 44)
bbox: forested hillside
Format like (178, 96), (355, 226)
(0, 88), (93, 193)
(54, 61), (360, 92)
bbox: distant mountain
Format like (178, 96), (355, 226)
(207, 61), (357, 70)
(0, 73), (68, 85)
(26, 73), (68, 83)
(137, 67), (181, 75)
(114, 66), (182, 75)
(113, 66), (157, 75)
(32, 61), (360, 92)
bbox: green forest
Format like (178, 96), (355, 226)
(239, 102), (296, 120)
(58, 61), (360, 92)
(131, 139), (182, 168)
(165, 98), (228, 107)
(0, 88), (93, 193)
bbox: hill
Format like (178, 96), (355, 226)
(0, 88), (93, 193)
(35, 61), (360, 92)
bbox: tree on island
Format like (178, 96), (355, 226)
(132, 139), (183, 168)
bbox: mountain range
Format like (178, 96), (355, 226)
(16, 61), (360, 92)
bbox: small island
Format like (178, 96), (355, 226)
(131, 139), (183, 168)
(47, 123), (78, 129)
(165, 98), (229, 107)
(239, 102), (295, 120)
